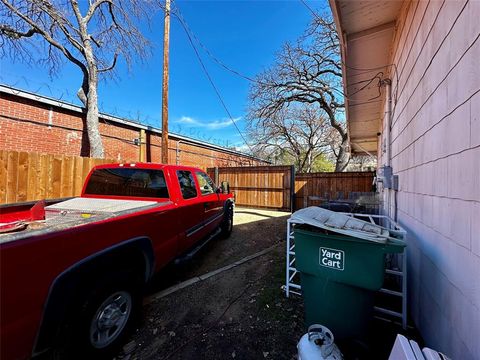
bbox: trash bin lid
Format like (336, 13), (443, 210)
(291, 207), (392, 243)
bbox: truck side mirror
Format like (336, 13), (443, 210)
(220, 181), (230, 194)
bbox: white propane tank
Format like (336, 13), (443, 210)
(297, 324), (343, 360)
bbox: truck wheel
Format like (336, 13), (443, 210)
(89, 290), (133, 349)
(220, 205), (234, 238)
(58, 272), (142, 359)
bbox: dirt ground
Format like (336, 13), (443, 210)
(114, 208), (306, 360)
(113, 207), (417, 360)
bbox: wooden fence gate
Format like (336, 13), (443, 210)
(208, 165), (295, 212)
(1, 151), (375, 212)
(208, 166), (375, 212)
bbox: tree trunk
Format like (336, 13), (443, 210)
(85, 75), (104, 158)
(306, 151), (312, 173)
(335, 136), (350, 171)
(78, 45), (104, 159)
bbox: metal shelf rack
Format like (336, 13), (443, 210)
(284, 213), (408, 330)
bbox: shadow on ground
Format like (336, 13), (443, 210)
(116, 208), (304, 360)
(144, 208), (291, 294)
(115, 208), (421, 360)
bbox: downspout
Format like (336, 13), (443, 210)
(383, 79), (393, 218)
(384, 79), (392, 170)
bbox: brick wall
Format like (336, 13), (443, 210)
(378, 1), (480, 358)
(0, 91), (265, 170)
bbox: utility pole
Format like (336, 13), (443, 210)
(161, 0), (171, 164)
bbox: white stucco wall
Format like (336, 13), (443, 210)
(378, 1), (479, 358)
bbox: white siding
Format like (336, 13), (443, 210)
(379, 1), (480, 358)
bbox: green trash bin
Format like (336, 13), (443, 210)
(294, 225), (405, 340)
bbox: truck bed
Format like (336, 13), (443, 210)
(0, 197), (168, 244)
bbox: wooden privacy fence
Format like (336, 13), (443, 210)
(1, 151), (375, 211)
(0, 150), (113, 205)
(209, 166), (374, 211)
(295, 172), (375, 210)
(208, 165), (294, 211)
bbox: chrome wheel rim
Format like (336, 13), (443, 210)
(89, 291), (132, 349)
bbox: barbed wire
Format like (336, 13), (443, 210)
(0, 74), (238, 149)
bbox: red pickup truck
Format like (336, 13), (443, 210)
(0, 163), (234, 359)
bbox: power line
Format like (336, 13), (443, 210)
(297, 0), (390, 104)
(171, 5), (258, 84)
(173, 2), (377, 107)
(347, 72), (383, 97)
(298, 0), (398, 76)
(299, 0), (321, 20)
(171, 1), (254, 154)
(173, 0), (384, 135)
(298, 0), (398, 100)
(172, 6), (361, 105)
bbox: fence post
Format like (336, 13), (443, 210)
(139, 129), (146, 162)
(290, 165), (295, 213)
(214, 167), (219, 185)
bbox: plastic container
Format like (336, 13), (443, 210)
(295, 225), (405, 339)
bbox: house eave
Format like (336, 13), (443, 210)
(329, 0), (404, 156)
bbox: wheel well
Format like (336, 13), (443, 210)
(33, 238), (154, 357)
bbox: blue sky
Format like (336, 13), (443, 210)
(1, 0), (328, 151)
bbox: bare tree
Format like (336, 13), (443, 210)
(248, 14), (350, 171)
(0, 0), (156, 157)
(247, 104), (334, 173)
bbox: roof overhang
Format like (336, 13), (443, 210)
(329, 0), (404, 155)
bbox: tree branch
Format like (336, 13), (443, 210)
(0, 24), (38, 39)
(85, 0), (112, 24)
(1, 0), (87, 73)
(98, 52), (117, 72)
(36, 1), (85, 54)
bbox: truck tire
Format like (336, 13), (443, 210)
(220, 204), (234, 238)
(55, 271), (142, 359)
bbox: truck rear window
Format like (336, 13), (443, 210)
(84, 168), (169, 199)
